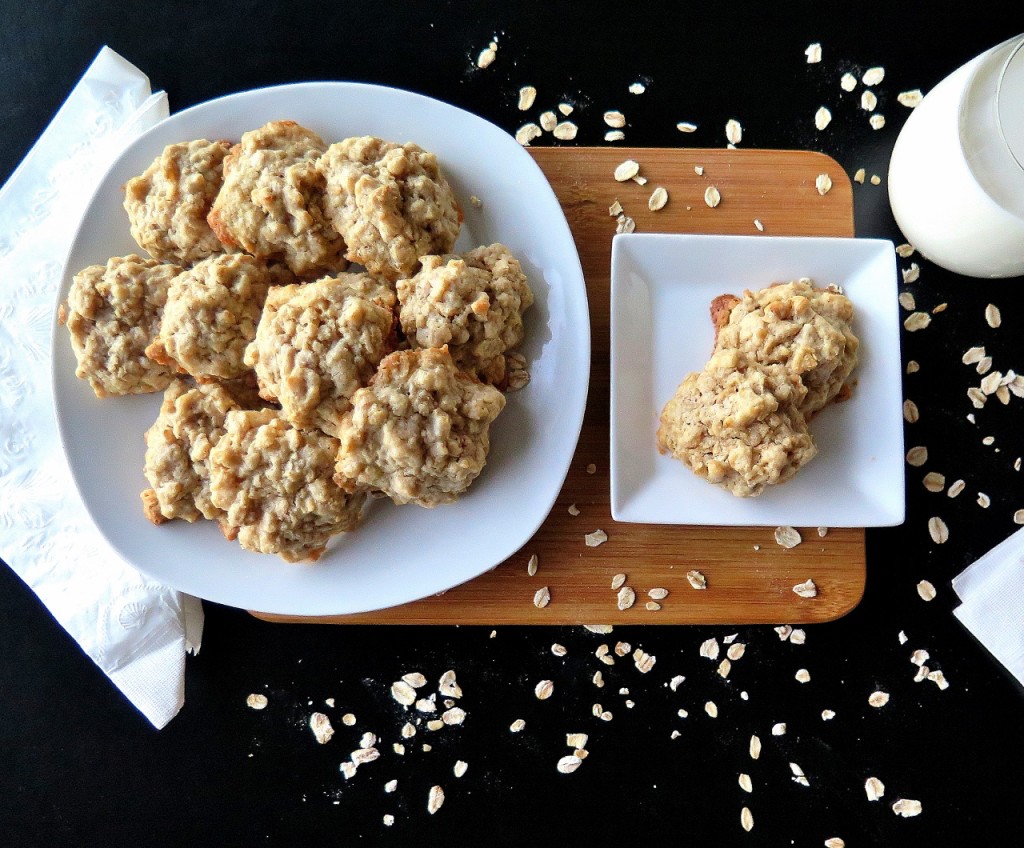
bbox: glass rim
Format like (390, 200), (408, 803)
(995, 34), (1024, 172)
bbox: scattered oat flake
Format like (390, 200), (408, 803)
(442, 707), (466, 726)
(604, 110), (626, 128)
(584, 624), (614, 634)
(904, 312), (931, 332)
(727, 643), (746, 661)
(646, 601), (662, 611)
(705, 700), (718, 718)
(468, 195), (482, 209)
(928, 670), (950, 690)
(439, 670), (462, 699)
(614, 159), (640, 182)
(775, 526), (802, 548)
(793, 579), (818, 598)
(427, 785), (445, 814)
(896, 242), (916, 257)
(923, 472), (945, 493)
(535, 680), (554, 700)
(750, 734), (762, 760)
(907, 360), (920, 374)
(648, 186), (669, 211)
(862, 66), (885, 86)
(726, 119), (743, 144)
(509, 719), (526, 733)
(669, 675), (685, 691)
(610, 573), (627, 591)
(551, 643), (568, 658)
(476, 41), (497, 69)
(898, 89), (924, 108)
(677, 121), (698, 132)
(634, 649), (656, 673)
(917, 579), (937, 601)
(686, 570), (708, 590)
(342, 713), (357, 726)
(704, 185), (722, 208)
(870, 174), (882, 185)
(865, 776), (886, 801)
(340, 761), (357, 779)
(822, 709), (836, 721)
(694, 165), (704, 176)
(870, 114), (887, 130)
(628, 82), (646, 94)
(585, 529), (608, 547)
(985, 303), (1002, 328)
(841, 72), (858, 91)
(904, 264), (922, 287)
(526, 553), (539, 576)
(898, 291), (916, 311)
(816, 173), (833, 195)
(608, 200), (623, 217)
(617, 586), (636, 610)
(741, 806), (754, 832)
(246, 694), (268, 710)
(309, 713), (334, 744)
(775, 625), (792, 641)
(553, 121), (578, 141)
(1015, 509), (1024, 524)
(754, 218), (764, 231)
(567, 503), (581, 517)
(892, 798), (923, 818)
(814, 106), (832, 130)
(515, 123), (542, 146)
(861, 90), (878, 111)
(533, 586), (551, 609)
(790, 628), (807, 645)
(853, 167), (866, 183)
(539, 111), (557, 132)
(738, 773), (753, 793)
(558, 102), (573, 116)
(906, 446), (928, 467)
(700, 638), (720, 660)
(825, 839), (846, 848)
(415, 697), (437, 713)
(359, 732), (376, 749)
(817, 526), (829, 538)
(648, 587), (669, 600)
(868, 690), (890, 708)
(718, 659), (732, 678)
(978, 492), (991, 508)
(517, 86), (537, 111)
(927, 517), (949, 544)
(352, 747), (380, 765)
(795, 668), (812, 683)
(805, 42), (822, 63)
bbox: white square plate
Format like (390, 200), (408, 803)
(610, 233), (905, 527)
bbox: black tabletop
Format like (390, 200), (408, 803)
(2, 2), (1024, 845)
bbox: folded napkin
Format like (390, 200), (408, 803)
(952, 527), (1024, 687)
(0, 46), (203, 729)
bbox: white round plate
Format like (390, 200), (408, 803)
(51, 82), (590, 616)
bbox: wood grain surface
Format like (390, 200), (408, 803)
(253, 146), (863, 626)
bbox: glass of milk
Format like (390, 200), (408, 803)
(888, 35), (1024, 278)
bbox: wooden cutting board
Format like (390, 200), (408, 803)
(253, 147), (864, 626)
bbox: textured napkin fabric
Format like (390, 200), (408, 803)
(0, 46), (203, 729)
(953, 527), (1024, 687)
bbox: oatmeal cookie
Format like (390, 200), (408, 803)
(207, 121), (345, 277)
(244, 273), (396, 434)
(209, 409), (365, 562)
(657, 349), (817, 497)
(334, 347), (506, 507)
(713, 279), (859, 416)
(319, 136), (461, 280)
(61, 254), (182, 397)
(397, 243), (533, 385)
(146, 253), (274, 381)
(123, 139), (232, 265)
(141, 379), (247, 524)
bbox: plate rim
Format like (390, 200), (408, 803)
(49, 80), (591, 615)
(608, 230), (905, 527)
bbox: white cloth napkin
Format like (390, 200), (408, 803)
(0, 46), (203, 729)
(952, 527), (1024, 687)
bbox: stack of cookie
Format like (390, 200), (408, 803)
(657, 280), (859, 497)
(60, 120), (533, 562)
